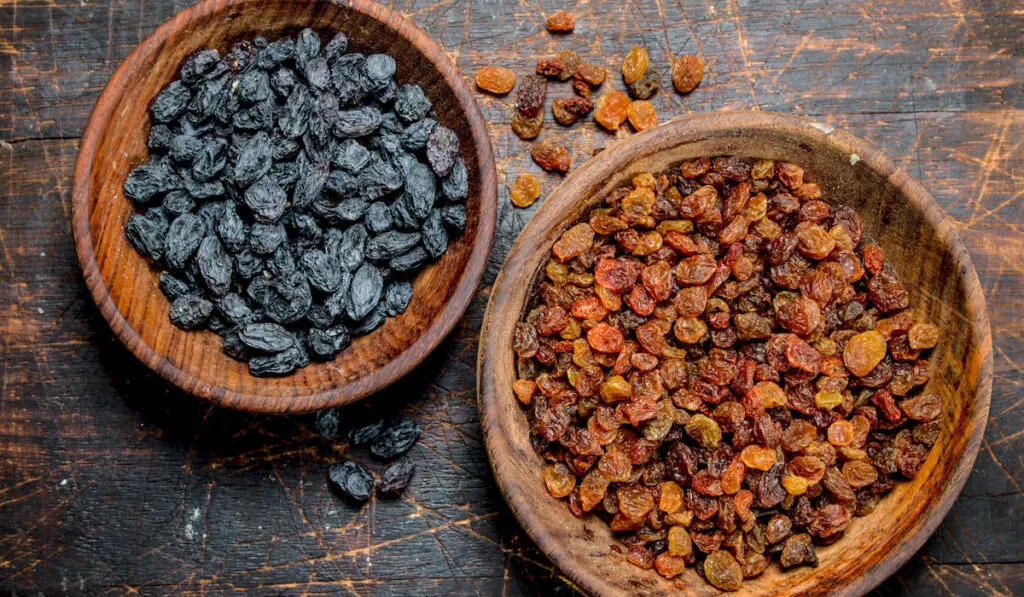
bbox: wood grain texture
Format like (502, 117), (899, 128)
(478, 112), (992, 596)
(72, 0), (498, 413)
(1, 0), (1022, 595)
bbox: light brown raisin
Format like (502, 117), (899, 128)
(510, 174), (541, 208)
(475, 66), (516, 94)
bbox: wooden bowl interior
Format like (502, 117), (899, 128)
(78, 0), (491, 412)
(479, 114), (990, 596)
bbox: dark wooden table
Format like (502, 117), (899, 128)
(2, 1), (1021, 595)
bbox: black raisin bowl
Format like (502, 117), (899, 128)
(72, 0), (496, 413)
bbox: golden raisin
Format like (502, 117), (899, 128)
(544, 463), (575, 498)
(622, 46), (649, 85)
(843, 330), (887, 377)
(552, 223), (594, 262)
(627, 100), (658, 131)
(511, 111), (543, 139)
(908, 322), (940, 350)
(655, 552), (687, 579)
(827, 420), (855, 446)
(781, 475), (809, 495)
(510, 174), (541, 208)
(659, 481), (684, 513)
(474, 66), (516, 94)
(545, 10), (575, 33)
(671, 54), (704, 93)
(594, 90), (630, 130)
(740, 445), (777, 471)
(814, 391), (843, 409)
(512, 379), (536, 404)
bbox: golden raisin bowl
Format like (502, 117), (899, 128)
(478, 111), (991, 596)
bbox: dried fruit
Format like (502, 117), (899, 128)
(378, 457), (416, 495)
(544, 463), (577, 498)
(329, 461), (376, 503)
(671, 55), (704, 93)
(127, 30), (465, 377)
(594, 90), (630, 131)
(627, 100), (658, 131)
(475, 66), (516, 94)
(516, 74), (547, 118)
(622, 46), (649, 85)
(546, 10), (575, 32)
(531, 141), (571, 173)
(513, 155), (941, 590)
(510, 174), (542, 208)
(843, 330), (887, 377)
(704, 550), (743, 591)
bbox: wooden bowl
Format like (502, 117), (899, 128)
(478, 112), (991, 596)
(72, 0), (497, 413)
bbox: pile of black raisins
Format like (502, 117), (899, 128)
(318, 410), (420, 503)
(123, 29), (468, 376)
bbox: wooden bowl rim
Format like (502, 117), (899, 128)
(71, 0), (498, 414)
(477, 111), (992, 596)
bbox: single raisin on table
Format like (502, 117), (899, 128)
(516, 74), (547, 118)
(594, 90), (630, 131)
(672, 54), (704, 93)
(621, 46), (649, 85)
(511, 155), (941, 590)
(510, 174), (542, 208)
(475, 66), (516, 94)
(328, 461), (375, 503)
(531, 141), (571, 173)
(546, 10), (575, 33)
(627, 100), (658, 131)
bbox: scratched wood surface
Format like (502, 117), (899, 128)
(1, 0), (1021, 595)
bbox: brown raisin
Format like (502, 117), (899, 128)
(546, 10), (575, 32)
(474, 66), (516, 94)
(672, 54), (704, 93)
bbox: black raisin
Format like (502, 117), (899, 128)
(179, 49), (221, 86)
(264, 272), (313, 324)
(125, 210), (169, 261)
(164, 213), (205, 270)
(384, 280), (414, 317)
(328, 460), (375, 503)
(389, 247), (429, 273)
(158, 272), (191, 301)
(315, 408), (340, 439)
(441, 157), (469, 202)
(151, 81), (191, 123)
(378, 457), (416, 495)
(366, 231), (422, 261)
(421, 210), (448, 259)
(243, 175), (288, 223)
(249, 344), (308, 377)
(308, 326), (351, 360)
(251, 221), (288, 258)
(169, 294), (213, 330)
(346, 262), (384, 321)
(196, 236), (234, 297)
(233, 130), (273, 188)
(238, 322), (296, 353)
(425, 125), (459, 176)
(394, 84), (432, 122)
(370, 419), (420, 460)
(400, 117), (437, 151)
(300, 249), (343, 293)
